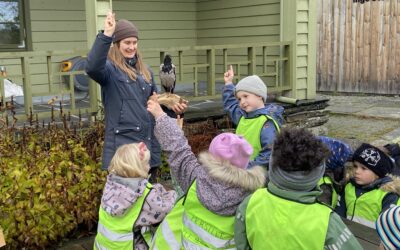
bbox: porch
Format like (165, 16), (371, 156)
(0, 41), (294, 121)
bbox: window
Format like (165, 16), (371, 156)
(0, 0), (27, 51)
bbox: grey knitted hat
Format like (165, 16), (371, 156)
(235, 75), (267, 102)
(113, 19), (139, 43)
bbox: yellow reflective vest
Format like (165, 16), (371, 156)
(182, 181), (236, 249)
(150, 197), (184, 250)
(236, 115), (280, 160)
(246, 188), (331, 249)
(345, 183), (389, 228)
(94, 182), (152, 250)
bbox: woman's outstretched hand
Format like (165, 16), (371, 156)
(147, 92), (165, 119)
(104, 11), (116, 37)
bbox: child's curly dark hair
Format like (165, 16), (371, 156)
(271, 127), (330, 172)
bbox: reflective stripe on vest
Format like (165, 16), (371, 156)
(182, 237), (236, 250)
(346, 215), (376, 228)
(318, 176), (339, 208)
(182, 181), (236, 249)
(94, 182), (152, 250)
(245, 188), (331, 249)
(151, 197), (185, 250)
(97, 222), (133, 241)
(345, 183), (388, 229)
(182, 212), (235, 248)
(236, 115), (280, 160)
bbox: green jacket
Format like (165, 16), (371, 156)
(234, 182), (363, 250)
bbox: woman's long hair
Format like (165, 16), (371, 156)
(108, 42), (152, 83)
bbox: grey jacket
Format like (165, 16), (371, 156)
(154, 114), (266, 216)
(86, 33), (160, 170)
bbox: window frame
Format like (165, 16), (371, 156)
(0, 0), (31, 52)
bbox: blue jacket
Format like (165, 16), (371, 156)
(86, 32), (160, 170)
(222, 84), (284, 168)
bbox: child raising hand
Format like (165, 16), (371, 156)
(222, 65), (284, 170)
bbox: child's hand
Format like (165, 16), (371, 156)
(224, 65), (234, 84)
(147, 92), (165, 119)
(104, 11), (116, 37)
(172, 102), (187, 115)
(177, 115), (184, 128)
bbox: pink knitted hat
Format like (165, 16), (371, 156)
(209, 133), (253, 169)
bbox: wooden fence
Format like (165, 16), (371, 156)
(317, 0), (400, 94)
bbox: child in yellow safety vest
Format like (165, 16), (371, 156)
(336, 143), (400, 229)
(94, 143), (176, 250)
(235, 127), (363, 250)
(222, 65), (283, 169)
(147, 98), (266, 249)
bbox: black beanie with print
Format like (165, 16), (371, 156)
(352, 143), (394, 178)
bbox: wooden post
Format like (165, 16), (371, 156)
(46, 56), (53, 93)
(160, 51), (165, 65)
(21, 56), (32, 114)
(193, 67), (198, 97)
(223, 49), (228, 75)
(85, 0), (112, 114)
(207, 49), (215, 96)
(248, 47), (256, 75)
(281, 0), (298, 98)
(178, 51), (183, 82)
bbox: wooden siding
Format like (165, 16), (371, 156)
(317, 0), (400, 95)
(197, 0), (280, 45)
(29, 0), (87, 51)
(196, 0), (281, 85)
(112, 0), (198, 82)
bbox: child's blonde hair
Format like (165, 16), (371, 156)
(109, 143), (150, 178)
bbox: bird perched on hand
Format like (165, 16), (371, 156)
(159, 55), (176, 93)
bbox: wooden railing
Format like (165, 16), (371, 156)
(0, 41), (293, 120)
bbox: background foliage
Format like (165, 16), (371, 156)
(0, 114), (107, 249)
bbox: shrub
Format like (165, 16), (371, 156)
(0, 121), (106, 249)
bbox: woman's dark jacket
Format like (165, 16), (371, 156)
(86, 32), (160, 170)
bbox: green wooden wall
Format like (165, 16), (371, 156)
(112, 0), (198, 82)
(0, 0), (317, 100)
(30, 0), (87, 51)
(197, 0), (280, 45)
(196, 0), (281, 86)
